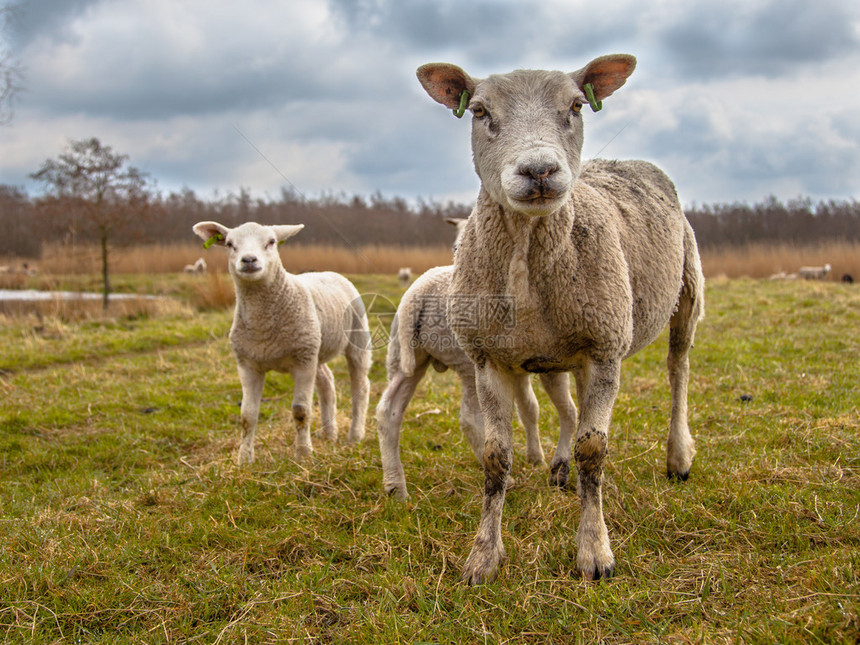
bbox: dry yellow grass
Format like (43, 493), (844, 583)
(16, 242), (454, 276)
(700, 240), (859, 280)
(4, 240), (858, 281)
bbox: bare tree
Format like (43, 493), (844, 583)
(0, 3), (22, 125)
(31, 137), (151, 309)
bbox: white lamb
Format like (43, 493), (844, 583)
(798, 263), (831, 280)
(417, 53), (705, 583)
(192, 221), (371, 463)
(376, 219), (578, 499)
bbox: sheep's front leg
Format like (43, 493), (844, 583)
(456, 367), (485, 463)
(236, 361), (265, 465)
(291, 363), (318, 460)
(540, 371), (578, 488)
(462, 363), (515, 585)
(575, 359), (620, 581)
(315, 364), (337, 442)
(513, 374), (544, 466)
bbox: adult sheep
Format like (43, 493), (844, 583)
(417, 54), (705, 583)
(798, 264), (831, 280)
(193, 221), (371, 464)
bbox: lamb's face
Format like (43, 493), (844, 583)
(469, 70), (584, 217)
(223, 223), (283, 284)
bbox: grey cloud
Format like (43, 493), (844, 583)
(658, 0), (860, 80)
(8, 0), (98, 48)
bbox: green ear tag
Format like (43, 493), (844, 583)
(203, 233), (223, 249)
(584, 83), (603, 112)
(453, 89), (470, 118)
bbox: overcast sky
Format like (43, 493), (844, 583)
(1, 0), (859, 207)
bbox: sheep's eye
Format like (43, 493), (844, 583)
(267, 238), (276, 248)
(471, 104), (487, 119)
(226, 240), (235, 250)
(571, 100), (583, 114)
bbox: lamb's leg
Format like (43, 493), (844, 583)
(376, 364), (427, 499)
(236, 361), (265, 465)
(666, 284), (701, 480)
(575, 359), (620, 581)
(345, 345), (371, 444)
(315, 364), (337, 442)
(291, 362), (317, 460)
(540, 372), (578, 488)
(513, 373), (544, 466)
(462, 363), (515, 585)
(455, 366), (484, 463)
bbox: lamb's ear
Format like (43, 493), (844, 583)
(570, 54), (637, 103)
(192, 221), (230, 248)
(444, 217), (466, 227)
(417, 63), (477, 110)
(273, 224), (304, 243)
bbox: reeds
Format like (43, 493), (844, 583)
(699, 240), (859, 280)
(16, 242), (455, 276)
(6, 240), (857, 280)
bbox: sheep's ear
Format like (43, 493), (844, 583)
(193, 221), (229, 247)
(570, 54), (637, 102)
(417, 63), (477, 110)
(273, 224), (304, 243)
(444, 217), (466, 227)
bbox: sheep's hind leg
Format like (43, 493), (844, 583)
(376, 364), (427, 499)
(462, 363), (514, 585)
(513, 374), (545, 466)
(574, 359), (620, 581)
(540, 372), (578, 488)
(345, 344), (371, 444)
(666, 282), (702, 481)
(236, 361), (265, 465)
(315, 364), (337, 442)
(291, 363), (317, 460)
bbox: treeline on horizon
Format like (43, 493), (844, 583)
(1, 184), (859, 259)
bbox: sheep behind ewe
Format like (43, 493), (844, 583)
(417, 54), (705, 584)
(192, 221), (371, 463)
(377, 260), (578, 500)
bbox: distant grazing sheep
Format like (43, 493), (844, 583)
(798, 264), (831, 280)
(397, 267), (412, 287)
(184, 257), (208, 274)
(842, 273), (854, 284)
(192, 221), (371, 463)
(377, 218), (577, 499)
(769, 271), (798, 281)
(417, 53), (704, 583)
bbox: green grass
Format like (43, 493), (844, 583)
(1, 276), (858, 643)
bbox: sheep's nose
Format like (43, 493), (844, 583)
(241, 255), (257, 265)
(522, 163), (558, 181)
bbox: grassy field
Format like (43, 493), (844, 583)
(0, 275), (858, 643)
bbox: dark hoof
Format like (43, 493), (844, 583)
(582, 564), (615, 582)
(667, 470), (690, 482)
(549, 460), (571, 488)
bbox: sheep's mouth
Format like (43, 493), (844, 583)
(511, 191), (567, 213)
(238, 266), (262, 275)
